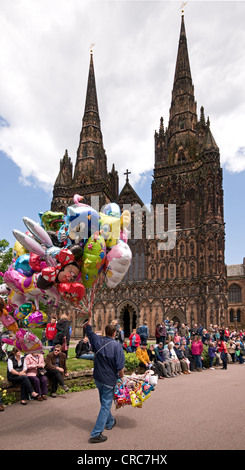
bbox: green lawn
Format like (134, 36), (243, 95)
(0, 344), (93, 379)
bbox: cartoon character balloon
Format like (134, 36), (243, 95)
(13, 240), (29, 260)
(39, 210), (65, 232)
(3, 265), (60, 310)
(2, 328), (45, 354)
(99, 203), (131, 247)
(81, 233), (106, 288)
(58, 195), (100, 246)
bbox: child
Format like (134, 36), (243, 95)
(208, 341), (217, 369)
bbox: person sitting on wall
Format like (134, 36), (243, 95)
(136, 341), (153, 370)
(75, 336), (94, 360)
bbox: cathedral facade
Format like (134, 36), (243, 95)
(51, 15), (229, 338)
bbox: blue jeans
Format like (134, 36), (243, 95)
(79, 354), (94, 360)
(48, 340), (54, 350)
(91, 380), (115, 438)
(193, 354), (202, 369)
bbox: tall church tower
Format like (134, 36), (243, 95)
(151, 13), (227, 328)
(51, 52), (119, 213)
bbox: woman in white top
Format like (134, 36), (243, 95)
(168, 341), (182, 375)
(7, 348), (38, 405)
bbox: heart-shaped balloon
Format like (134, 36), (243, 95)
(57, 282), (85, 304)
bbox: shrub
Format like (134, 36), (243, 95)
(2, 392), (16, 405)
(202, 344), (210, 368)
(124, 352), (140, 371)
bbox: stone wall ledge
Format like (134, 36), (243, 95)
(2, 369), (93, 392)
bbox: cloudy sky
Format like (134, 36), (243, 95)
(0, 0), (245, 265)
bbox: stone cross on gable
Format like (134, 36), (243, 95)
(124, 169), (131, 183)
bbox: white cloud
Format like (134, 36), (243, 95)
(1, 0), (245, 192)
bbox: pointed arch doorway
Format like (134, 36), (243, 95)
(118, 302), (138, 338)
(167, 309), (186, 328)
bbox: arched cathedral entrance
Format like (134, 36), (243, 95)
(118, 302), (138, 338)
(167, 309), (186, 328)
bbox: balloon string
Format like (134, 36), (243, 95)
(56, 272), (106, 321)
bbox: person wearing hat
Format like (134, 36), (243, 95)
(136, 341), (153, 370)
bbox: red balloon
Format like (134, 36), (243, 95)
(57, 282), (85, 304)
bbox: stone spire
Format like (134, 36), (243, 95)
(54, 149), (73, 187)
(168, 13), (197, 147)
(73, 52), (107, 184)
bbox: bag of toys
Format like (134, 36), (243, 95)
(114, 370), (157, 409)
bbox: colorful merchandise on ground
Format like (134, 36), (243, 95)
(114, 371), (158, 409)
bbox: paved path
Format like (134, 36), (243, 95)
(0, 364), (244, 452)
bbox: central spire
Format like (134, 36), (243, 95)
(78, 52), (103, 151)
(168, 13), (197, 143)
(74, 52), (107, 183)
(84, 52), (100, 120)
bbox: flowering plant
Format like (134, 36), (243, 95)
(0, 374), (7, 402)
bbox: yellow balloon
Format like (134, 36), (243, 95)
(13, 241), (28, 259)
(99, 213), (120, 248)
(120, 210), (131, 229)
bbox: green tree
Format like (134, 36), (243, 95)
(0, 239), (13, 283)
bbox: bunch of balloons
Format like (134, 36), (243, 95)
(0, 195), (132, 353)
(0, 297), (44, 354)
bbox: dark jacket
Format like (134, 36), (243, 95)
(137, 325), (149, 339)
(54, 319), (70, 346)
(7, 356), (25, 382)
(174, 346), (185, 360)
(75, 340), (91, 358)
(45, 351), (67, 374)
(155, 346), (165, 362)
(147, 347), (157, 362)
(85, 324), (125, 386)
(159, 324), (166, 337)
(208, 346), (217, 358)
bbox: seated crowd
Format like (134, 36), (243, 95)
(123, 319), (245, 378)
(0, 316), (244, 411)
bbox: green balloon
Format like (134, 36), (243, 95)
(14, 303), (33, 321)
(81, 235), (106, 288)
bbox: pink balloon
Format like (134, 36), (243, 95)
(120, 229), (129, 243)
(0, 312), (18, 330)
(16, 329), (44, 353)
(23, 310), (47, 328)
(2, 329), (44, 354)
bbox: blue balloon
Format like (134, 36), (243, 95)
(14, 254), (34, 277)
(103, 203), (121, 218)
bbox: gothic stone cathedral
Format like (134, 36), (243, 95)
(51, 15), (227, 338)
